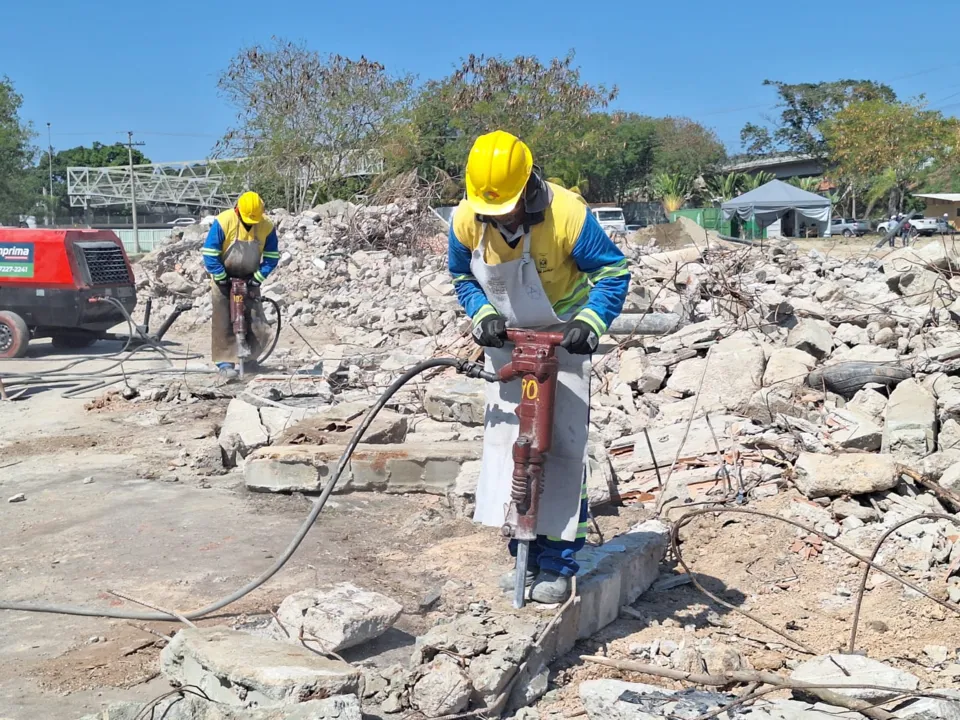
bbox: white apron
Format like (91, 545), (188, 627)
(471, 224), (591, 542)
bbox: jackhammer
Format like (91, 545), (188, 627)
(497, 329), (565, 609)
(227, 277), (282, 379)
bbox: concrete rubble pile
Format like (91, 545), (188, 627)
(134, 198), (450, 336)
(121, 216), (960, 718)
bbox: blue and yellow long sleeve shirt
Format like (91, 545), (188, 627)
(201, 208), (280, 284)
(448, 183), (630, 336)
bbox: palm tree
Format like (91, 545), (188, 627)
(703, 172), (745, 203)
(742, 171), (776, 191)
(787, 176), (823, 192)
(651, 173), (693, 214)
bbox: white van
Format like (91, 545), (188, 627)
(591, 207), (627, 233)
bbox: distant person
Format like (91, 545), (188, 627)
(888, 215), (898, 248)
(201, 191), (280, 382)
(900, 215), (912, 247)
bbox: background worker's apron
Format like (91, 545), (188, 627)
(210, 237), (270, 365)
(471, 226), (591, 542)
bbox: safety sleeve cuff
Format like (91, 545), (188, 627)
(253, 270), (266, 284)
(472, 304), (499, 326)
(451, 273), (474, 286)
(201, 248), (221, 257)
(575, 308), (607, 336)
(588, 258), (630, 282)
(211, 271), (228, 282)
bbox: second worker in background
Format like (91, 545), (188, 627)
(201, 191), (280, 381)
(448, 130), (630, 604)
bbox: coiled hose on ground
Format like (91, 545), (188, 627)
(0, 357), (496, 621)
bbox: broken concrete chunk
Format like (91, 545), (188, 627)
(940, 463), (960, 495)
(411, 655), (472, 717)
(245, 442), (480, 494)
(423, 374), (485, 425)
(275, 584), (402, 653)
(160, 628), (361, 708)
(833, 322), (869, 346)
(787, 320), (832, 360)
(848, 388), (888, 420)
(219, 398), (269, 467)
(762, 347), (816, 387)
(882, 378), (937, 461)
(940, 418), (960, 451)
(580, 679), (732, 720)
(274, 409), (407, 446)
(826, 408), (882, 451)
(892, 689), (960, 720)
(790, 653), (919, 701)
(78, 695), (363, 720)
(793, 452), (900, 499)
(831, 498), (881, 523)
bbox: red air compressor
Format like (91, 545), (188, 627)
(0, 228), (137, 358)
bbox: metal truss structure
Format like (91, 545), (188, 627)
(67, 151), (384, 210)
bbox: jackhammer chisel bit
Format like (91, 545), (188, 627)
(497, 329), (565, 609)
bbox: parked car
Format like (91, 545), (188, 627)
(876, 214), (939, 237)
(591, 207), (627, 233)
(167, 217), (197, 227)
(829, 217), (869, 237)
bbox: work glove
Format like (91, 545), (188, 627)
(559, 319), (599, 355)
(215, 280), (231, 297)
(247, 280), (261, 300)
(472, 313), (508, 348)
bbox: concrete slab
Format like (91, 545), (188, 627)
(160, 628), (362, 708)
(244, 442), (481, 494)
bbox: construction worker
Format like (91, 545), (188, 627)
(201, 191), (280, 381)
(448, 130), (630, 604)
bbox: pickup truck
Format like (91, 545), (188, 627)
(591, 207), (627, 234)
(829, 218), (869, 237)
(877, 214), (940, 237)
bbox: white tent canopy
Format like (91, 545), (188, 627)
(722, 179), (832, 237)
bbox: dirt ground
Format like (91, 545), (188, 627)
(538, 488), (960, 717)
(0, 326), (646, 719)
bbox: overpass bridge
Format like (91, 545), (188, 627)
(67, 151), (384, 210)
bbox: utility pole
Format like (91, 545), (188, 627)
(126, 131), (146, 254)
(47, 122), (54, 226)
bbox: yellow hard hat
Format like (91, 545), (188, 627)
(236, 191), (265, 225)
(465, 130), (533, 216)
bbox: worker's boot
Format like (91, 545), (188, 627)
(499, 564), (537, 592)
(217, 363), (240, 384)
(530, 570), (572, 604)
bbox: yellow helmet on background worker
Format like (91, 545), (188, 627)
(236, 191), (265, 225)
(465, 130), (533, 216)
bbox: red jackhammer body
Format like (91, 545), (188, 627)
(230, 277), (252, 377)
(497, 329), (566, 608)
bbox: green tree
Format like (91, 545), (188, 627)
(650, 117), (725, 177)
(217, 39), (414, 211)
(397, 52), (616, 188)
(824, 99), (957, 215)
(742, 171), (776, 191)
(0, 77), (37, 223)
(741, 79), (897, 157)
(38, 142), (151, 213)
(577, 113), (657, 204)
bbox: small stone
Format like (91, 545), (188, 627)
(411, 655), (472, 717)
(7, 494), (25, 503)
(867, 620), (889, 633)
(841, 516), (865, 532)
(925, 645), (951, 665)
(82, 476), (94, 484)
(659, 640), (679, 657)
(821, 521), (841, 539)
(751, 650), (784, 671)
(874, 327), (897, 348)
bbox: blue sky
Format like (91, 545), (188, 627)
(3, 0), (960, 163)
